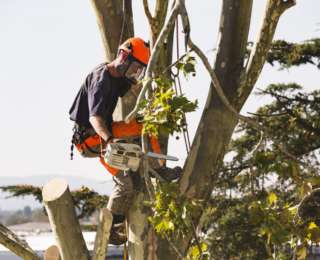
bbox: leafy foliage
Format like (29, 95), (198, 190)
(267, 39), (320, 69)
(138, 55), (198, 136)
(71, 186), (108, 219)
(0, 185), (108, 219)
(202, 84), (320, 259)
(145, 182), (210, 259)
(0, 185), (42, 202)
(146, 183), (202, 238)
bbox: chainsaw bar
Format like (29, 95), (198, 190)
(145, 152), (179, 161)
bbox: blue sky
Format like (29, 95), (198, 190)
(0, 0), (319, 181)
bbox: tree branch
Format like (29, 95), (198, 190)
(164, 234), (185, 259)
(186, 37), (260, 129)
(247, 111), (288, 117)
(143, 0), (154, 26)
(125, 0), (182, 123)
(0, 223), (40, 260)
(238, 0), (296, 106)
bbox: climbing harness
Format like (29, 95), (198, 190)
(70, 125), (102, 160)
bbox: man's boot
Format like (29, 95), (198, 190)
(154, 166), (182, 181)
(109, 222), (127, 245)
(109, 214), (127, 245)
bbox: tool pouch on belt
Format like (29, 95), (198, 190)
(72, 125), (105, 158)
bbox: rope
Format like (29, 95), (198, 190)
(123, 242), (127, 260)
(118, 0), (127, 51)
(172, 17), (191, 153)
(123, 221), (128, 260)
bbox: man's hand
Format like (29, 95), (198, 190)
(89, 115), (113, 143)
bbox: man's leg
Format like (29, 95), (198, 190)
(107, 171), (134, 218)
(107, 171), (135, 245)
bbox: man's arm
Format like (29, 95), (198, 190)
(89, 115), (113, 142)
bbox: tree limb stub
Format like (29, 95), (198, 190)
(43, 178), (90, 260)
(92, 208), (113, 260)
(0, 223), (40, 260)
(239, 0), (296, 107)
(44, 245), (61, 260)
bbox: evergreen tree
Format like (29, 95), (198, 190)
(202, 47), (320, 258)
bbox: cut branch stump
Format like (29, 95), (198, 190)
(42, 178), (90, 260)
(44, 245), (61, 260)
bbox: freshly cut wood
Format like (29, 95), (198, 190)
(44, 245), (61, 260)
(0, 223), (40, 260)
(92, 208), (113, 260)
(42, 178), (90, 260)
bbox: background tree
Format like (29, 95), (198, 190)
(0, 185), (108, 220)
(202, 65), (320, 258)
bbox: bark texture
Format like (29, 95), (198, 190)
(92, 208), (113, 260)
(90, 0), (135, 120)
(43, 178), (90, 260)
(44, 245), (61, 260)
(238, 0), (296, 107)
(0, 223), (40, 260)
(180, 0), (253, 196)
(90, 0), (134, 61)
(127, 193), (150, 260)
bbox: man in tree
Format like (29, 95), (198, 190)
(69, 37), (182, 244)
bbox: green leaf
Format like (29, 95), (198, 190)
(296, 245), (307, 260)
(267, 192), (278, 205)
(190, 245), (200, 258)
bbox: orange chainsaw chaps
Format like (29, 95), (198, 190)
(149, 135), (161, 154)
(75, 134), (101, 152)
(111, 119), (143, 138)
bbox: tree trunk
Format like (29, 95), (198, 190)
(43, 178), (90, 260)
(152, 1), (251, 257)
(90, 0), (134, 61)
(90, 0), (134, 121)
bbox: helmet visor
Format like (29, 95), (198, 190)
(124, 60), (146, 84)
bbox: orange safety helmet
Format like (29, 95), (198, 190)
(119, 37), (150, 65)
(117, 37), (150, 84)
